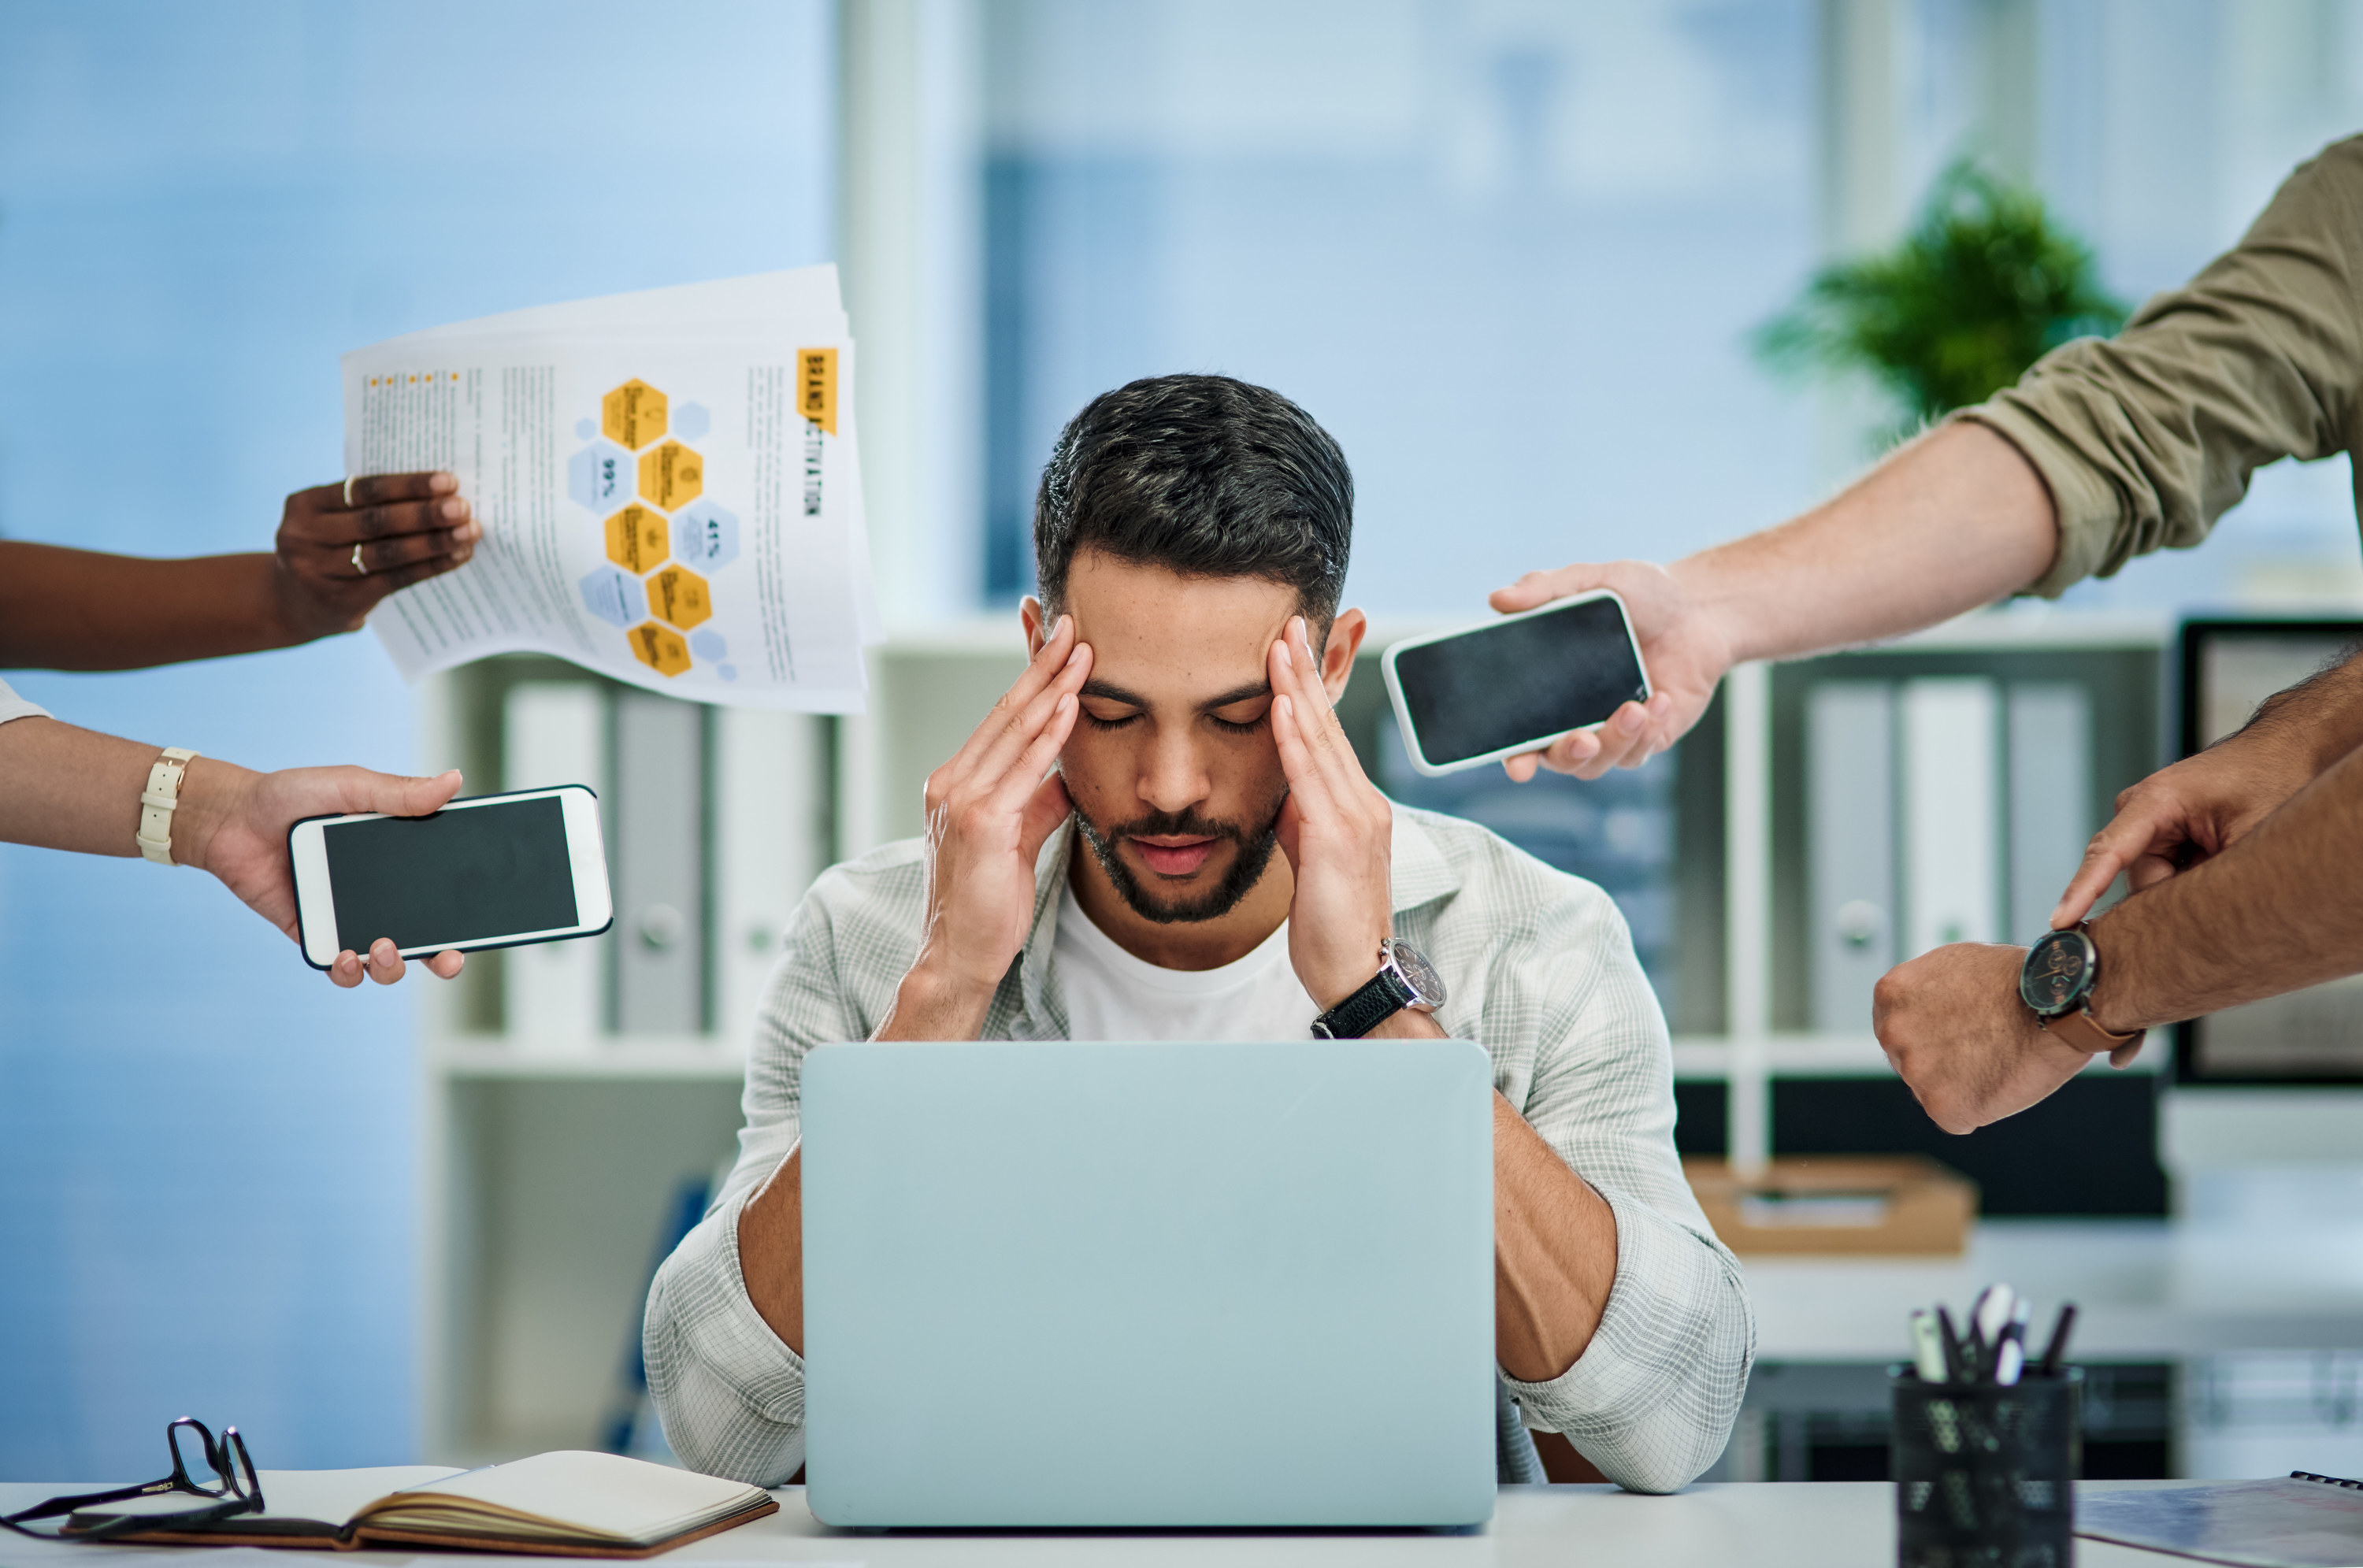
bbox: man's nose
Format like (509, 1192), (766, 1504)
(1138, 732), (1213, 816)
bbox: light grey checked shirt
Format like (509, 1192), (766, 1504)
(644, 804), (1755, 1495)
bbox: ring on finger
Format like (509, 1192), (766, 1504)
(343, 476), (357, 507)
(352, 542), (370, 576)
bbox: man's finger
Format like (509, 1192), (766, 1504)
(331, 950), (365, 988)
(2050, 825), (2153, 928)
(1502, 751), (1541, 783)
(1488, 566), (1586, 616)
(947, 615), (1076, 779)
(426, 950), (466, 980)
(987, 691), (1079, 816)
(970, 640), (1090, 790)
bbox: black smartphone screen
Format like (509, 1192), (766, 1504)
(323, 795), (578, 952)
(1393, 597), (1649, 768)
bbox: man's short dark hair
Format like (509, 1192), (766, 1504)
(1033, 374), (1352, 625)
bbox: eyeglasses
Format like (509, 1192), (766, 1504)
(2, 1418), (265, 1542)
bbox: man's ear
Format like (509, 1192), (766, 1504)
(1319, 608), (1367, 703)
(1022, 595), (1048, 657)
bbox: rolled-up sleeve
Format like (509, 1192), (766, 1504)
(1475, 877), (1753, 1494)
(644, 877), (856, 1485)
(1961, 135), (2363, 597)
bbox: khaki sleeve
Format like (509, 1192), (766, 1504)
(1960, 135), (2363, 597)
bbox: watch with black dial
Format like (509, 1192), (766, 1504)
(1311, 937), (1447, 1039)
(2019, 924), (2144, 1056)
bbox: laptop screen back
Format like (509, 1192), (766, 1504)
(799, 1038), (1497, 1528)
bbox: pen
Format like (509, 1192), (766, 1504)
(1935, 1304), (1968, 1384)
(1994, 1300), (2031, 1386)
(2038, 1303), (2078, 1376)
(1910, 1309), (1948, 1383)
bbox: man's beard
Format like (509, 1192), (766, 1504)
(1071, 798), (1285, 925)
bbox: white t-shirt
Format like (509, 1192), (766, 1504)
(1052, 884), (1320, 1042)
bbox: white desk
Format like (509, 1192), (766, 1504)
(1745, 1218), (2363, 1361)
(0, 1481), (2205, 1567)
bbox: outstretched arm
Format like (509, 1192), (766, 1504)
(0, 715), (466, 987)
(1491, 422), (2057, 779)
(0, 471), (477, 669)
(1879, 739), (2363, 1132)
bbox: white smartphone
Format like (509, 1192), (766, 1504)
(1381, 590), (1653, 777)
(287, 784), (614, 970)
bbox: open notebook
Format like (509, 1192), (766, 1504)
(66, 1450), (776, 1558)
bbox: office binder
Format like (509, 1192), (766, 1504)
(1901, 677), (1999, 957)
(1807, 680), (1896, 1031)
(611, 691), (706, 1035)
(502, 681), (610, 1047)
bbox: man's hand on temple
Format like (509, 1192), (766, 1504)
(1486, 560), (1717, 782)
(1266, 614), (1403, 1014)
(1871, 942), (2103, 1134)
(876, 614), (1093, 1041)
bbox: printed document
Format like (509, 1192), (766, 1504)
(342, 267), (878, 711)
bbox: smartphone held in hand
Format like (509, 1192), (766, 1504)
(1381, 590), (1653, 776)
(287, 786), (614, 969)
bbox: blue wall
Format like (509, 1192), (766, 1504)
(0, 0), (832, 1478)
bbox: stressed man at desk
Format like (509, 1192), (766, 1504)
(644, 374), (1753, 1496)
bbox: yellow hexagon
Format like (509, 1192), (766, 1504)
(603, 505), (670, 574)
(638, 439), (703, 510)
(649, 564), (714, 631)
(626, 621), (692, 677)
(603, 380), (667, 450)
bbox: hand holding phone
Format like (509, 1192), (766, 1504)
(288, 785), (614, 973)
(1382, 591), (1654, 776)
(186, 760), (474, 986)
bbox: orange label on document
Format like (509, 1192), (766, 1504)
(799, 348), (837, 435)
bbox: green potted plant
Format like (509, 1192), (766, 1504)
(1755, 159), (2127, 444)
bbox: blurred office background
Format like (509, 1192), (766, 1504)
(7, 0), (2363, 1483)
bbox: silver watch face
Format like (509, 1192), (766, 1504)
(2020, 928), (2096, 1016)
(1385, 939), (1447, 1010)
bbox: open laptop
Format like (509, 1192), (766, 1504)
(799, 1038), (1496, 1528)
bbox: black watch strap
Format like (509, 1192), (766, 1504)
(1312, 965), (1416, 1039)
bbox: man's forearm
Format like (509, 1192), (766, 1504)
(2094, 743), (2363, 1030)
(1492, 1094), (1618, 1383)
(0, 544), (299, 669)
(2238, 646), (2363, 779)
(736, 1148), (806, 1355)
(1677, 421), (2058, 665)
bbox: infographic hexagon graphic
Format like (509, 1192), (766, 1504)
(673, 402), (712, 442)
(627, 621), (692, 677)
(689, 630), (727, 662)
(638, 439), (703, 510)
(670, 500), (740, 570)
(649, 565), (713, 631)
(578, 565), (647, 629)
(604, 505), (670, 574)
(603, 379), (668, 450)
(568, 439), (633, 513)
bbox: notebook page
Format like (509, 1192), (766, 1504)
(2079, 1477), (2363, 1568)
(252, 1468), (464, 1527)
(373, 1451), (764, 1544)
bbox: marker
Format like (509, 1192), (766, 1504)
(1935, 1304), (1968, 1384)
(1994, 1301), (2032, 1386)
(2038, 1303), (2079, 1376)
(1910, 1309), (1948, 1383)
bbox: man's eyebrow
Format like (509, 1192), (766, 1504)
(1081, 678), (1148, 706)
(1200, 679), (1274, 710)
(1077, 678), (1274, 710)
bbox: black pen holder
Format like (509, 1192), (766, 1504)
(1891, 1366), (2081, 1568)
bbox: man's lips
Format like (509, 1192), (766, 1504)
(1130, 835), (1218, 877)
